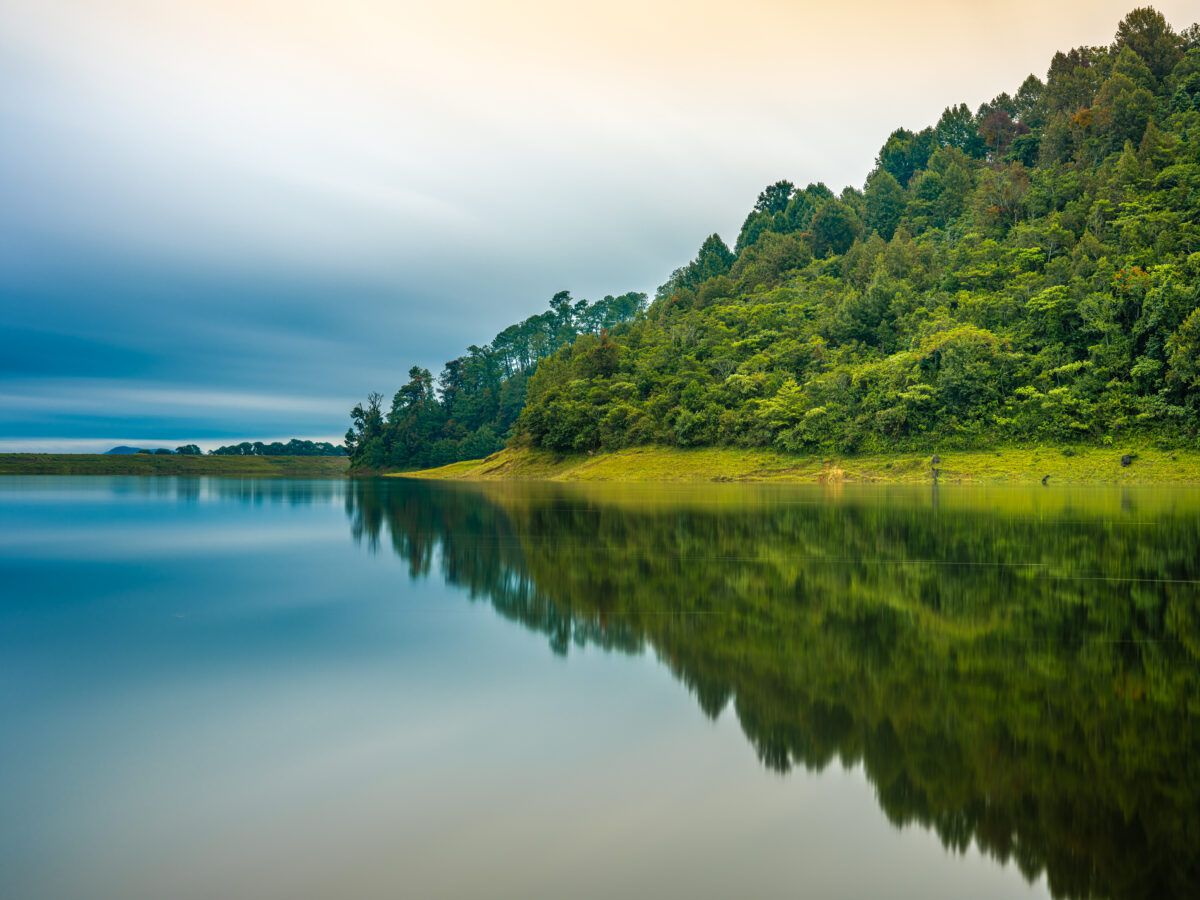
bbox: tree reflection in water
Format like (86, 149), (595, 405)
(347, 479), (1200, 900)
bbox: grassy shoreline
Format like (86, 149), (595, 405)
(397, 445), (1200, 484)
(0, 454), (350, 477)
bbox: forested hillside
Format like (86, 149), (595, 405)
(351, 7), (1200, 469)
(346, 291), (644, 468)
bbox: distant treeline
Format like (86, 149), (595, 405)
(345, 291), (645, 470)
(209, 440), (346, 457)
(349, 6), (1200, 468)
(131, 440), (345, 456)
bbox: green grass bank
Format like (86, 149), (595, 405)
(397, 445), (1200, 484)
(0, 454), (350, 477)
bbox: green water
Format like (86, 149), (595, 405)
(2, 476), (1197, 898)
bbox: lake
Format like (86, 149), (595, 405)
(1, 476), (1197, 899)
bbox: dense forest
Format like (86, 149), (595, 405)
(347, 479), (1200, 899)
(346, 291), (644, 469)
(349, 7), (1200, 469)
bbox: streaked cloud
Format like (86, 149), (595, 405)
(0, 379), (352, 446)
(2, 0), (1196, 447)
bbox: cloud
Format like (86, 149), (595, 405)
(2, 0), (1197, 447)
(0, 379), (353, 443)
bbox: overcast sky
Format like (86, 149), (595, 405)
(2, 0), (1196, 450)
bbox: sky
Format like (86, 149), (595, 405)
(2, 0), (1197, 451)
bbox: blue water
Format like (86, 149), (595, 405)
(3, 476), (1196, 899)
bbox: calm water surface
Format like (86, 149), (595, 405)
(1, 476), (1198, 899)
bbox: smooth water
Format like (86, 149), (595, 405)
(1, 476), (1197, 900)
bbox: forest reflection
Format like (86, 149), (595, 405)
(346, 479), (1200, 900)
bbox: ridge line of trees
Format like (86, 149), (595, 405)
(346, 291), (646, 469)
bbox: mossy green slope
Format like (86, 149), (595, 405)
(400, 445), (1200, 484)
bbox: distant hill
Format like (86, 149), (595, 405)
(105, 446), (144, 455)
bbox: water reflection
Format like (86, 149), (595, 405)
(346, 479), (1200, 900)
(0, 475), (347, 506)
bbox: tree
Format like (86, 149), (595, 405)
(935, 104), (987, 158)
(754, 180), (794, 215)
(810, 201), (862, 257)
(346, 392), (384, 457)
(175, 444), (202, 455)
(1091, 71), (1157, 154)
(979, 108), (1029, 156)
(1183, 23), (1200, 52)
(864, 170), (907, 240)
(972, 163), (1030, 233)
(1167, 306), (1200, 388)
(780, 182), (835, 232)
(1114, 6), (1182, 79)
(693, 234), (735, 281)
(729, 231), (812, 287)
(877, 128), (935, 185)
(1168, 49), (1200, 111)
(396, 366), (435, 410)
(659, 234), (735, 297)
(735, 210), (773, 253)
(1013, 74), (1047, 128)
(1044, 46), (1108, 114)
(579, 330), (620, 379)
